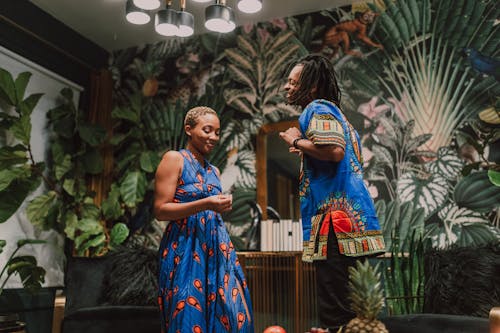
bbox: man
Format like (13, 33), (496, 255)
(279, 54), (385, 332)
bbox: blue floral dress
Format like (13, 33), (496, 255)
(298, 100), (385, 262)
(158, 149), (254, 333)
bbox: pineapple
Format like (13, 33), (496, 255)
(344, 260), (388, 333)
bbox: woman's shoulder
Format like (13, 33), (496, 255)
(157, 150), (184, 172)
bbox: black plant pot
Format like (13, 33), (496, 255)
(0, 288), (57, 333)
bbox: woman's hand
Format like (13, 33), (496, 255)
(206, 194), (232, 213)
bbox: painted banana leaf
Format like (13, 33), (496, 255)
(357, 0), (498, 152)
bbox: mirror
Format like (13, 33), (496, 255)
(256, 120), (301, 220)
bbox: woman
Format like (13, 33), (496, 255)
(154, 106), (254, 333)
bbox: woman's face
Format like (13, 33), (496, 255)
(185, 113), (220, 155)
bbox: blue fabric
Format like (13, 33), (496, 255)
(158, 149), (254, 333)
(298, 100), (385, 259)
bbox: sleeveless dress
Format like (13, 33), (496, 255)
(158, 149), (254, 333)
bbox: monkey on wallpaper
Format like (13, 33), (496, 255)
(318, 10), (383, 57)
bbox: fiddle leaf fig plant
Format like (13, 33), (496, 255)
(0, 68), (46, 294)
(0, 66), (129, 257)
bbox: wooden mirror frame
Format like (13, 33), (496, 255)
(256, 119), (299, 220)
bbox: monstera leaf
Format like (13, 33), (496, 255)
(397, 171), (448, 219)
(427, 147), (463, 180)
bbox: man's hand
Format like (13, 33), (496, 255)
(279, 127), (302, 147)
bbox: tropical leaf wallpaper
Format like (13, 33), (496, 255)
(109, 0), (499, 253)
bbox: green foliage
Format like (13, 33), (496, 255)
(0, 239), (46, 296)
(453, 171), (500, 213)
(382, 233), (424, 315)
(224, 30), (307, 126)
(358, 0), (498, 153)
(0, 67), (129, 257)
(376, 199), (425, 251)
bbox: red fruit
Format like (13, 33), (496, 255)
(263, 326), (286, 333)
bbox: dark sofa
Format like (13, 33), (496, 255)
(62, 252), (160, 333)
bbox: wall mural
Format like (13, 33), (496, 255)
(109, 0), (499, 253)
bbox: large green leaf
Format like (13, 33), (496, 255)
(397, 172), (448, 219)
(112, 106), (140, 124)
(6, 256), (45, 293)
(454, 170), (500, 213)
(427, 147), (464, 180)
(78, 123), (107, 147)
(0, 167), (29, 191)
(55, 154), (72, 180)
(139, 151), (161, 173)
(63, 212), (79, 240)
(26, 191), (58, 228)
(0, 67), (16, 105)
(110, 223), (129, 247)
(0, 146), (28, 169)
(9, 113), (31, 145)
(120, 171), (147, 208)
(102, 184), (123, 220)
(81, 199), (101, 220)
(81, 149), (104, 175)
(430, 202), (495, 248)
(13, 72), (32, 104)
(488, 169), (500, 186)
(77, 218), (104, 235)
(19, 93), (43, 117)
(0, 176), (40, 223)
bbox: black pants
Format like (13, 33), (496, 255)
(313, 224), (363, 331)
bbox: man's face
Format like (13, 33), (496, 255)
(284, 64), (303, 105)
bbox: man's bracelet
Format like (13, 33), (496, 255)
(293, 137), (303, 149)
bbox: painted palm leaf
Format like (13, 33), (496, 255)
(361, 0), (498, 152)
(224, 31), (307, 123)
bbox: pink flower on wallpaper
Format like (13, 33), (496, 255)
(270, 18), (287, 30)
(257, 28), (270, 44)
(357, 96), (390, 133)
(187, 53), (199, 63)
(242, 23), (254, 34)
(362, 146), (374, 167)
(388, 95), (409, 123)
(364, 180), (379, 199)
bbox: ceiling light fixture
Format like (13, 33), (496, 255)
(126, 0), (151, 25)
(205, 0), (236, 33)
(155, 1), (179, 36)
(133, 0), (161, 10)
(177, 0), (194, 37)
(237, 0), (262, 14)
(125, 0), (261, 36)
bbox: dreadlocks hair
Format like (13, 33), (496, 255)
(184, 106), (218, 128)
(286, 54), (341, 107)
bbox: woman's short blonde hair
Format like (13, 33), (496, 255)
(184, 106), (217, 127)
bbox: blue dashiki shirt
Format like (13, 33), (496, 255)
(298, 99), (385, 262)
